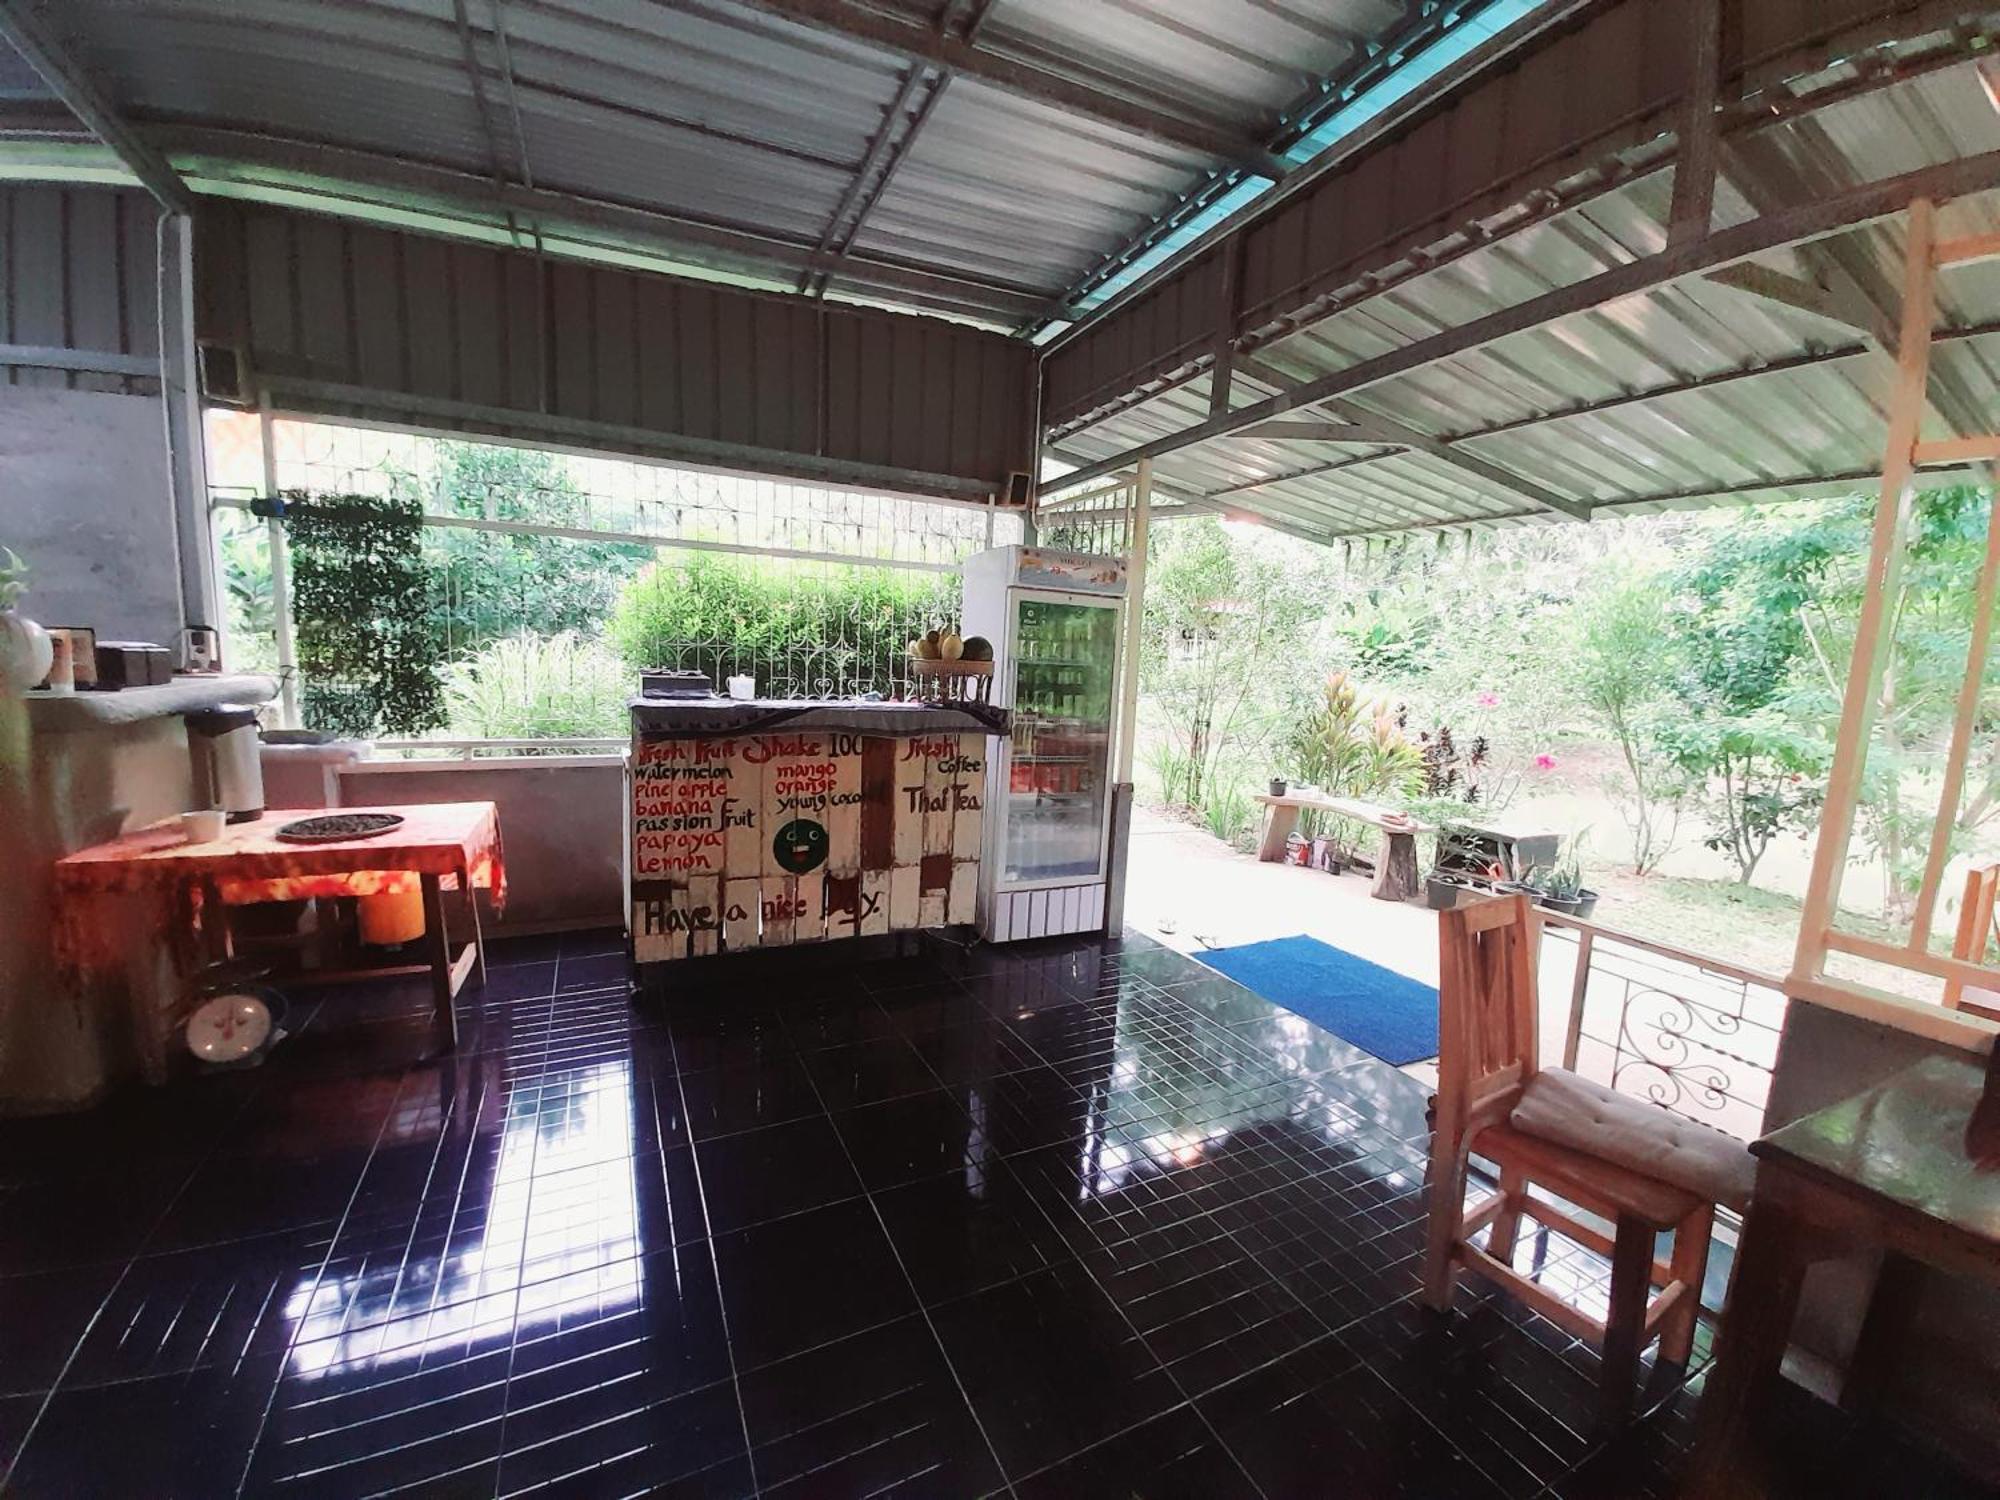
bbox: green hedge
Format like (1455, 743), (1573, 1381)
(609, 552), (957, 698)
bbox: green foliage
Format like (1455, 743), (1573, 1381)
(1141, 518), (1327, 817)
(0, 546), (27, 609)
(1287, 671), (1423, 803)
(438, 632), (629, 740)
(609, 551), (955, 697)
(1655, 488), (1997, 909)
(412, 442), (652, 654)
(1202, 773), (1255, 848)
(283, 492), (444, 737)
(212, 510), (278, 675)
(1143, 737), (1196, 809)
(1652, 710), (1827, 885)
(1576, 578), (1691, 874)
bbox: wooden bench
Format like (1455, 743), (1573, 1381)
(1253, 792), (1431, 902)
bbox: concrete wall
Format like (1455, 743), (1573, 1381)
(338, 759), (626, 934)
(1767, 1000), (2000, 1482)
(0, 387), (183, 650)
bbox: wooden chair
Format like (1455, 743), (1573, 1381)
(1422, 894), (1753, 1420)
(1946, 863), (2000, 1022)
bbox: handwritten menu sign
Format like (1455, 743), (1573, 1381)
(631, 731), (984, 963)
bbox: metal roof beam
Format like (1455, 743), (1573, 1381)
(802, 62), (936, 294)
(806, 0), (999, 300)
(1050, 144), (2000, 492)
(726, 0), (1290, 178)
(1723, 129), (1992, 441)
(1232, 420), (1379, 442)
(1703, 263), (1871, 330)
(152, 126), (1053, 318)
(1335, 406), (1590, 521)
(1185, 315), (2000, 505)
(1195, 354), (1586, 519)
(0, 0), (193, 213)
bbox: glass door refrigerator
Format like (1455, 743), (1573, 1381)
(961, 546), (1126, 942)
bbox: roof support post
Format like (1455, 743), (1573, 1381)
(1208, 237), (1244, 419)
(1791, 199), (1937, 988)
(1114, 457), (1151, 787)
(1667, 0), (1723, 245)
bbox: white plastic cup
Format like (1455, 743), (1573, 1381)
(727, 675), (755, 701)
(181, 809), (226, 844)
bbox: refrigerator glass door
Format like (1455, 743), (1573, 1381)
(1003, 594), (1118, 884)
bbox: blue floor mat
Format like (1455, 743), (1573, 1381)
(1197, 934), (1440, 1066)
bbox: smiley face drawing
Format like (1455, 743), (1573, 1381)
(773, 818), (830, 874)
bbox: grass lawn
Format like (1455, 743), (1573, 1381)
(1590, 866), (1941, 1002)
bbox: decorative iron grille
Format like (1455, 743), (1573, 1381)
(1037, 480), (1137, 557)
(208, 414), (1024, 735)
(1542, 916), (1788, 1144)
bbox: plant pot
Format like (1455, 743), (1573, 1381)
(1269, 778), (1287, 797)
(1571, 890), (1599, 920)
(0, 609), (52, 694)
(1426, 876), (1464, 911)
(1539, 893), (1584, 917)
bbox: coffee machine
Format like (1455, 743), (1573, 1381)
(185, 705), (265, 822)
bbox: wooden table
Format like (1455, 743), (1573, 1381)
(1681, 1054), (2000, 1497)
(1254, 792), (1431, 901)
(54, 802), (504, 1058)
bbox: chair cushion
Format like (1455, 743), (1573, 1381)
(1509, 1068), (1755, 1212)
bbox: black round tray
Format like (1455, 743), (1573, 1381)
(274, 812), (406, 844)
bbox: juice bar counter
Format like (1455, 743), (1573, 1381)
(627, 697), (1008, 968)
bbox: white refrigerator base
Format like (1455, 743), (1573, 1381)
(985, 883), (1106, 942)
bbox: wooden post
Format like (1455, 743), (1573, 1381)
(1911, 487), (2000, 948)
(1667, 0), (1722, 246)
(1562, 927), (1595, 1071)
(1792, 199), (1937, 988)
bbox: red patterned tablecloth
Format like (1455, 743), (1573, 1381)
(53, 802), (505, 972)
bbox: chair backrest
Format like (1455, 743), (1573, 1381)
(1435, 893), (1540, 1146)
(1946, 863), (2000, 1016)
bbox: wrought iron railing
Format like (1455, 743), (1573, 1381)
(1538, 913), (1789, 1144)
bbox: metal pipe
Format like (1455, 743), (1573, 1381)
(259, 404), (302, 728)
(210, 495), (967, 574)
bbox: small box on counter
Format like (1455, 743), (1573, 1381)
(48, 628), (97, 688)
(94, 641), (172, 688)
(639, 669), (715, 699)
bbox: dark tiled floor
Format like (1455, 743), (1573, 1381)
(0, 928), (1987, 1498)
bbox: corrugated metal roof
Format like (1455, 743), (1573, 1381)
(6, 0), (1484, 329)
(1047, 52), (2000, 542)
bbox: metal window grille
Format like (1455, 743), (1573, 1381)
(208, 415), (1023, 743)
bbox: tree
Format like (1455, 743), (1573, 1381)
(1653, 710), (1826, 885)
(1576, 578), (1690, 874)
(406, 442), (653, 656)
(1671, 488), (1997, 913)
(1140, 518), (1325, 813)
(1655, 513), (1839, 886)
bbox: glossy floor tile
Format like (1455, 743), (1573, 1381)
(0, 927), (1982, 1498)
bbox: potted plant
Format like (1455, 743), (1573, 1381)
(1269, 776), (1287, 797)
(1537, 858), (1587, 917)
(0, 548), (53, 694)
(1426, 872), (1469, 910)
